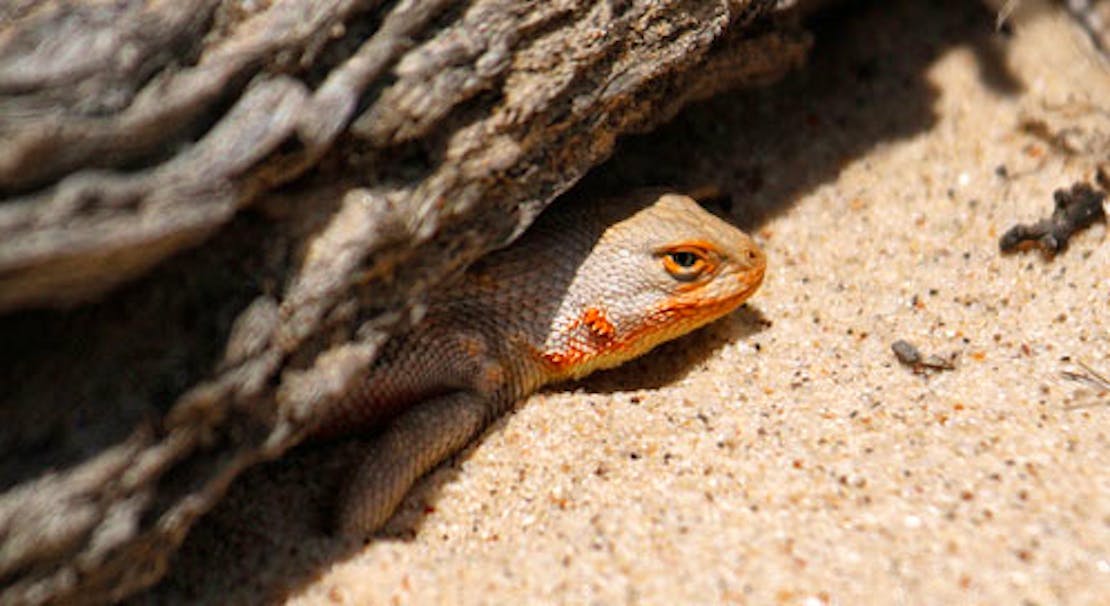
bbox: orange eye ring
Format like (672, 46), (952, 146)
(660, 244), (718, 281)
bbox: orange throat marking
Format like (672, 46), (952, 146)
(580, 306), (616, 339)
(539, 306), (614, 369)
(537, 282), (759, 380)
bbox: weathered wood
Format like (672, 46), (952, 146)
(0, 1), (810, 603)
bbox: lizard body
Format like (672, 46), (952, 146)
(319, 191), (766, 537)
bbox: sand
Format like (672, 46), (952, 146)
(140, 1), (1109, 604)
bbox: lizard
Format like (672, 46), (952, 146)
(315, 190), (767, 537)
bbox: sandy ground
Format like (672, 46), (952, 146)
(138, 1), (1110, 604)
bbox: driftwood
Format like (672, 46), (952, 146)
(0, 1), (810, 604)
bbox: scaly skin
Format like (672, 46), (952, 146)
(318, 190), (766, 537)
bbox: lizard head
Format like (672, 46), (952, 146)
(557, 192), (765, 376)
(623, 192), (764, 332)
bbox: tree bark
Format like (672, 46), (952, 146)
(0, 1), (810, 603)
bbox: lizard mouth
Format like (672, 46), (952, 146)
(735, 263), (765, 300)
(660, 262), (765, 325)
(546, 265), (766, 381)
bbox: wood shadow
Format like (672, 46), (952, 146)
(579, 0), (1022, 232)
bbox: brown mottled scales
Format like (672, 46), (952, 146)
(315, 191), (767, 537)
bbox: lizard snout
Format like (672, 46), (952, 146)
(735, 242), (766, 296)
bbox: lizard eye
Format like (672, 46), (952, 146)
(669, 251), (699, 267)
(660, 245), (716, 281)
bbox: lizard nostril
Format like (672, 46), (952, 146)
(746, 248), (763, 267)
